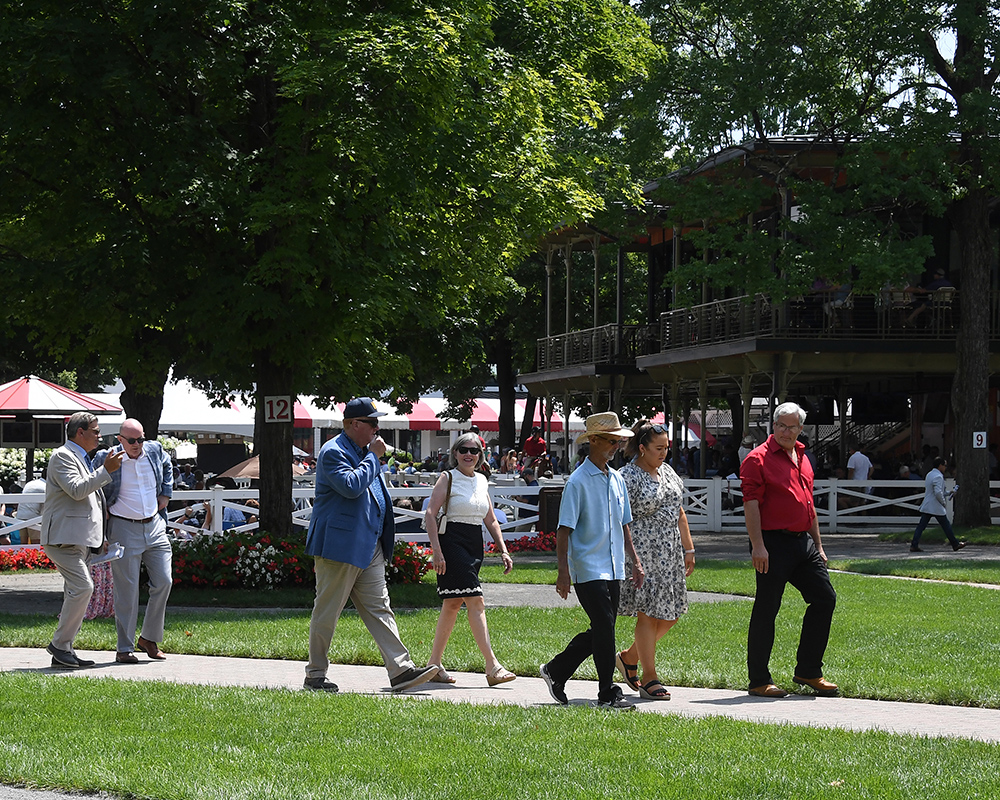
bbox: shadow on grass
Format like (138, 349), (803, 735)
(153, 580), (440, 609)
(879, 525), (1000, 545)
(827, 558), (1000, 585)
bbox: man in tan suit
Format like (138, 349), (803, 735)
(41, 412), (122, 668)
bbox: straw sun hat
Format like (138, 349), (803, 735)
(575, 412), (635, 445)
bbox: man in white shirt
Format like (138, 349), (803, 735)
(846, 440), (873, 499)
(94, 418), (173, 663)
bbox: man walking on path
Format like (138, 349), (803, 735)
(540, 412), (644, 710)
(741, 402), (838, 698)
(94, 418), (174, 663)
(41, 412), (123, 668)
(911, 456), (966, 552)
(304, 397), (436, 694)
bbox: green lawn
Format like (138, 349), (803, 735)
(2, 674), (999, 800)
(4, 558), (1000, 799)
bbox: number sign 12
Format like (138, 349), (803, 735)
(264, 396), (293, 424)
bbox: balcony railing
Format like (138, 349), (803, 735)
(658, 289), (995, 350)
(536, 323), (659, 371)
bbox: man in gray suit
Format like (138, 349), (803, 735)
(94, 417), (174, 662)
(41, 412), (122, 668)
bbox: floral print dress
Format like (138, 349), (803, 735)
(618, 461), (688, 620)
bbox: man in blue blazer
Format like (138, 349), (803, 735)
(304, 397), (436, 693)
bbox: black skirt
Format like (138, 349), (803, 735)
(436, 521), (484, 599)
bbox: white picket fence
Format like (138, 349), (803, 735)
(1, 477), (991, 547)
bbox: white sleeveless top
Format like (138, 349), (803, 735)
(445, 469), (490, 525)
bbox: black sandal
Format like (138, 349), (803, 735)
(639, 680), (670, 700)
(615, 651), (640, 691)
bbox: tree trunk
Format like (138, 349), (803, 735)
(255, 356), (294, 538)
(495, 337), (516, 452)
(951, 189), (992, 527)
(120, 365), (170, 438)
(520, 394), (537, 448)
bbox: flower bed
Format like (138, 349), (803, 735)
(172, 530), (311, 590)
(486, 530), (556, 554)
(0, 546), (55, 572)
(172, 531), (432, 589)
(386, 540), (432, 585)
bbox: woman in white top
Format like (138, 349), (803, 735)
(424, 433), (516, 686)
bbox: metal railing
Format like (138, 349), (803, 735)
(536, 323), (659, 371)
(658, 289), (985, 351)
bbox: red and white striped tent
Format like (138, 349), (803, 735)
(0, 375), (121, 416)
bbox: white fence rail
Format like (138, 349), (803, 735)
(0, 478), (985, 546)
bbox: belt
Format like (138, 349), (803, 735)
(762, 529), (807, 537)
(110, 513), (156, 524)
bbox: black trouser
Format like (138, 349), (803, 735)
(747, 531), (837, 689)
(547, 579), (621, 702)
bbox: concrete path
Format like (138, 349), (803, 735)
(3, 646), (999, 745)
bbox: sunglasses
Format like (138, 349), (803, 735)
(456, 446), (481, 455)
(355, 418), (380, 428)
(649, 424), (668, 434)
(119, 436), (146, 445)
(597, 436), (625, 446)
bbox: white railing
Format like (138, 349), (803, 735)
(0, 477), (986, 548)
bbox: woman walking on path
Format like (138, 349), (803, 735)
(616, 420), (695, 700)
(424, 433), (516, 686)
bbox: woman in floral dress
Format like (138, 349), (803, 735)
(616, 420), (695, 700)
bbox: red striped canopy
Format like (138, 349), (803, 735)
(0, 375), (122, 415)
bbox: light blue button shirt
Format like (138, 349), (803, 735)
(558, 458), (632, 583)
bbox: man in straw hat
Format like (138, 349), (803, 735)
(540, 412), (644, 710)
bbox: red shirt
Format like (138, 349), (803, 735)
(523, 434), (546, 458)
(740, 435), (815, 532)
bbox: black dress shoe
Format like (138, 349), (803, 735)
(389, 665), (437, 692)
(909, 546), (923, 552)
(953, 541), (967, 551)
(75, 656), (95, 668)
(116, 652), (140, 664)
(46, 643), (80, 668)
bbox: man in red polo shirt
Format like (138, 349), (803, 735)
(740, 401), (838, 698)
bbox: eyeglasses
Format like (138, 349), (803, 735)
(87, 428), (101, 436)
(119, 436), (146, 445)
(355, 418), (379, 428)
(456, 446), (481, 455)
(774, 422), (802, 432)
(597, 436), (625, 446)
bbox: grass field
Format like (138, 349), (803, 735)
(1, 673), (999, 800)
(3, 555), (1000, 798)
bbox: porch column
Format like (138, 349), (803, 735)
(699, 377), (709, 479)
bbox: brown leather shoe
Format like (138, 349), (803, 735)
(793, 675), (839, 696)
(116, 652), (139, 664)
(748, 683), (788, 698)
(137, 636), (166, 660)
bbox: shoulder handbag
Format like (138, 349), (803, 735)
(437, 469), (453, 534)
(421, 469), (453, 534)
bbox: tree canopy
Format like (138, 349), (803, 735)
(0, 0), (653, 532)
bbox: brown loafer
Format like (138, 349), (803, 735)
(748, 683), (788, 698)
(793, 675), (839, 696)
(116, 652), (139, 664)
(137, 636), (166, 660)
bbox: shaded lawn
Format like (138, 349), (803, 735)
(1, 674), (999, 800)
